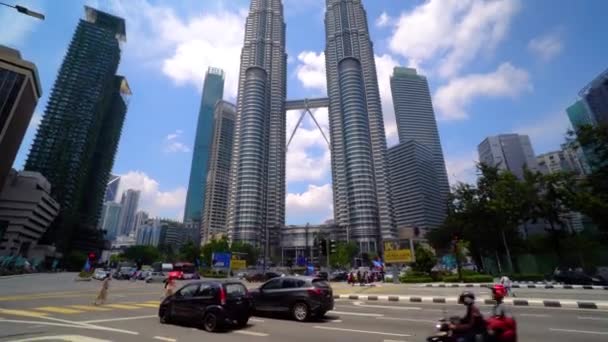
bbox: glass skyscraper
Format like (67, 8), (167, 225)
(390, 67), (450, 227)
(227, 0), (287, 251)
(201, 100), (236, 244)
(184, 68), (225, 223)
(325, 0), (396, 252)
(24, 7), (130, 252)
(580, 68), (608, 125)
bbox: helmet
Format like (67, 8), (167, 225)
(458, 291), (476, 305)
(492, 284), (507, 300)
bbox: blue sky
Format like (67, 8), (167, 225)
(3, 0), (608, 224)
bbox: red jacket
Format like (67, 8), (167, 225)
(486, 315), (517, 342)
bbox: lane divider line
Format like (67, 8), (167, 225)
(549, 328), (608, 335)
(234, 330), (270, 337)
(153, 337), (176, 342)
(312, 326), (411, 337)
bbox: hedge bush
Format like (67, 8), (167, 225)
(78, 271), (93, 278)
(508, 273), (545, 282)
(400, 275), (433, 283)
(201, 270), (228, 278)
(442, 274), (493, 283)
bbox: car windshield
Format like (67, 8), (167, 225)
(225, 284), (247, 298)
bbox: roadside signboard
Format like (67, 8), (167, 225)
(231, 258), (246, 270)
(384, 240), (413, 264)
(212, 252), (231, 269)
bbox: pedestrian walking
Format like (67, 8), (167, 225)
(500, 275), (515, 297)
(356, 270), (362, 286)
(93, 274), (111, 305)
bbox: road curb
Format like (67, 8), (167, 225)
(421, 283), (608, 290)
(334, 294), (608, 310)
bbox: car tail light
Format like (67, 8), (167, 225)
(219, 287), (227, 305)
(307, 288), (323, 296)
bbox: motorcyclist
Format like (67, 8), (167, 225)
(487, 284), (517, 342)
(450, 291), (486, 342)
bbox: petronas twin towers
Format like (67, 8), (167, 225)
(227, 0), (396, 254)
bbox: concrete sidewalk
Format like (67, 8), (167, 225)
(335, 294), (608, 310)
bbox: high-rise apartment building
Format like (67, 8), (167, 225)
(24, 7), (129, 252)
(478, 134), (539, 179)
(324, 0), (395, 251)
(537, 149), (586, 176)
(202, 101), (236, 244)
(0, 46), (42, 190)
(184, 68), (225, 223)
(227, 0), (287, 251)
(104, 174), (120, 202)
(99, 201), (121, 241)
(117, 189), (140, 236)
(580, 68), (608, 125)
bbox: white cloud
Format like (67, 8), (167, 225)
(286, 184), (333, 224)
(374, 54), (401, 146)
(106, 0), (246, 99)
(295, 51), (326, 93)
(434, 63), (532, 120)
(117, 171), (187, 219)
(375, 11), (392, 28)
(528, 31), (564, 62)
(445, 152), (478, 186)
(163, 129), (190, 153)
(388, 0), (520, 78)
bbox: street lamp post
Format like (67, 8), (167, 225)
(0, 2), (45, 20)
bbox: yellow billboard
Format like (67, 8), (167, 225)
(230, 258), (246, 270)
(384, 240), (413, 263)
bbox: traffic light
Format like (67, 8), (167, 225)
(318, 239), (327, 256)
(329, 240), (337, 254)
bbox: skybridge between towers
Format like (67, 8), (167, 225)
(285, 97), (330, 151)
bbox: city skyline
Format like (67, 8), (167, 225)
(7, 0), (608, 224)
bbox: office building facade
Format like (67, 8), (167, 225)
(537, 149), (586, 176)
(104, 174), (120, 202)
(201, 100), (236, 244)
(324, 0), (396, 252)
(0, 46), (42, 190)
(227, 0), (287, 251)
(390, 67), (450, 211)
(24, 7), (129, 252)
(478, 134), (539, 179)
(0, 170), (59, 257)
(580, 68), (608, 125)
(388, 141), (444, 232)
(117, 189), (140, 236)
(184, 68), (225, 223)
(99, 201), (121, 241)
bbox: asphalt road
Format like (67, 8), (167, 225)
(1, 273), (607, 341)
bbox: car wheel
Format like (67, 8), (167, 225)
(292, 302), (310, 322)
(236, 316), (249, 328)
(159, 307), (172, 324)
(203, 312), (219, 332)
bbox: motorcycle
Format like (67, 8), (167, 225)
(427, 316), (487, 342)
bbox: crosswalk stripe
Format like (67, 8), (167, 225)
(103, 304), (142, 310)
(0, 309), (48, 318)
(35, 306), (84, 314)
(133, 303), (159, 308)
(69, 305), (111, 311)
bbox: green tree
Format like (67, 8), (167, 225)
(412, 245), (437, 274)
(179, 240), (201, 263)
(122, 245), (160, 265)
(329, 241), (359, 268)
(158, 244), (176, 263)
(230, 241), (259, 266)
(65, 251), (87, 271)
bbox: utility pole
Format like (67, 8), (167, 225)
(0, 2), (45, 20)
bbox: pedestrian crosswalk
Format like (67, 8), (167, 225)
(0, 300), (160, 318)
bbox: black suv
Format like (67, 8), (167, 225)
(159, 280), (252, 332)
(250, 276), (334, 321)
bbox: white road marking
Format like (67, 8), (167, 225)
(313, 326), (411, 337)
(578, 316), (608, 321)
(153, 337), (176, 342)
(352, 302), (421, 310)
(328, 319), (342, 323)
(81, 315), (157, 324)
(383, 340), (408, 342)
(7, 335), (112, 342)
(376, 317), (434, 323)
(0, 318), (139, 335)
(250, 318), (265, 322)
(329, 310), (384, 317)
(520, 313), (550, 317)
(234, 330), (270, 337)
(549, 328), (608, 336)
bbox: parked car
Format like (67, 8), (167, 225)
(236, 272), (247, 280)
(93, 269), (110, 280)
(137, 271), (150, 280)
(554, 270), (607, 285)
(113, 267), (135, 280)
(250, 276), (334, 322)
(158, 280), (253, 332)
(315, 271), (329, 281)
(145, 272), (167, 283)
(329, 271), (348, 282)
(245, 272), (280, 283)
